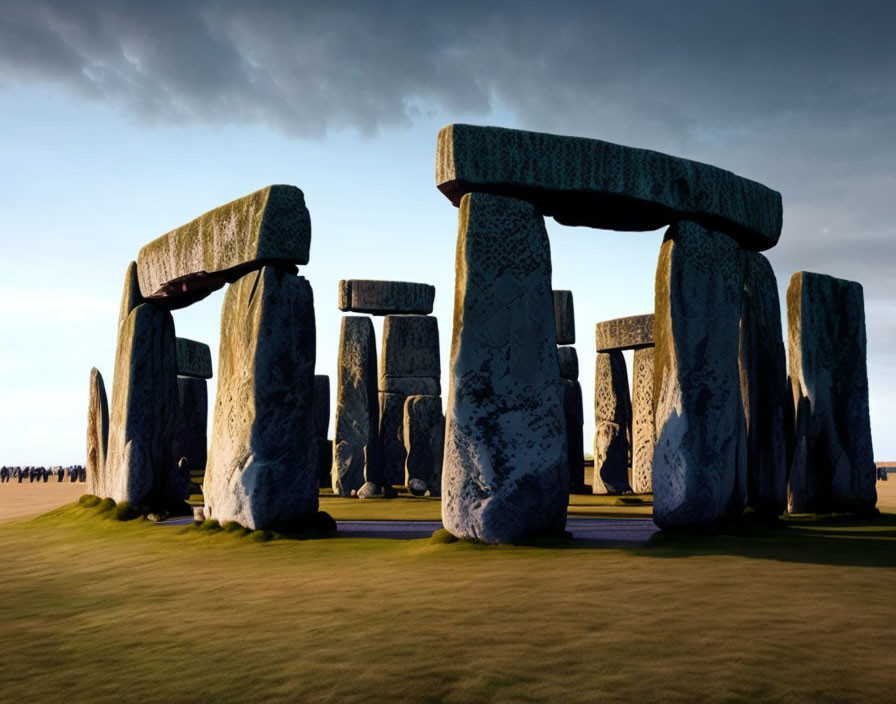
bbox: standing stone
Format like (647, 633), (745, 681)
(379, 314), (441, 381)
(173, 376), (208, 475)
(105, 303), (184, 507)
(403, 395), (444, 495)
(380, 392), (408, 486)
(564, 379), (586, 494)
(653, 221), (747, 530)
(630, 347), (655, 494)
(739, 253), (787, 515)
(787, 272), (876, 514)
(593, 351), (632, 494)
(332, 316), (382, 495)
(443, 192), (568, 544)
(86, 367), (110, 496)
(553, 290), (575, 345)
(557, 346), (579, 380)
(205, 266), (317, 529)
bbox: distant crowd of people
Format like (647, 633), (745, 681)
(0, 466), (86, 483)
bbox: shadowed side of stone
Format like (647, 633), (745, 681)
(787, 271), (876, 514)
(137, 185), (311, 309)
(553, 290), (575, 344)
(436, 124), (783, 250)
(653, 221), (747, 530)
(204, 266), (317, 530)
(442, 192), (568, 544)
(338, 279), (435, 315)
(173, 376), (208, 477)
(631, 348), (655, 494)
(593, 351), (632, 495)
(86, 367), (109, 496)
(595, 314), (654, 353)
(403, 395), (444, 495)
(175, 338), (213, 379)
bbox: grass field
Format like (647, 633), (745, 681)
(1, 490), (895, 703)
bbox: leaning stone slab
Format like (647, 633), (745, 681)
(595, 314), (654, 353)
(436, 124), (783, 250)
(338, 279), (435, 315)
(312, 375), (330, 439)
(787, 271), (876, 514)
(443, 192), (568, 544)
(553, 290), (575, 345)
(593, 351), (632, 495)
(653, 221), (747, 530)
(85, 367), (110, 497)
(739, 253), (787, 516)
(379, 314), (441, 381)
(105, 303), (184, 506)
(175, 338), (213, 379)
(630, 348), (655, 494)
(332, 316), (382, 495)
(557, 346), (579, 380)
(172, 376), (208, 474)
(380, 392), (409, 486)
(137, 185), (311, 308)
(381, 376), (441, 396)
(205, 266), (317, 529)
(403, 395), (444, 495)
(564, 379), (586, 494)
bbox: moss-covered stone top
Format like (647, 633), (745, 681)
(436, 124), (782, 251)
(137, 185), (310, 306)
(595, 314), (655, 352)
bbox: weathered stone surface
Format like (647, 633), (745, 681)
(553, 290), (575, 345)
(593, 351), (632, 494)
(205, 266), (317, 529)
(172, 376), (208, 474)
(175, 338), (213, 379)
(443, 192), (568, 544)
(403, 395), (444, 494)
(312, 374), (330, 438)
(85, 367), (109, 496)
(379, 314), (441, 381)
(787, 272), (876, 514)
(630, 348), (655, 494)
(436, 124), (783, 250)
(563, 379), (586, 494)
(653, 221), (747, 529)
(338, 279), (435, 315)
(137, 185), (311, 309)
(739, 253), (787, 515)
(380, 376), (441, 396)
(380, 392), (408, 486)
(332, 316), (382, 495)
(118, 261), (144, 327)
(105, 303), (185, 506)
(595, 314), (654, 353)
(557, 346), (579, 380)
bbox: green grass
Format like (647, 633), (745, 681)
(0, 501), (894, 703)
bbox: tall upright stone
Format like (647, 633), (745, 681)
(563, 379), (586, 493)
(653, 221), (746, 529)
(105, 302), (184, 506)
(205, 266), (317, 529)
(787, 272), (876, 514)
(443, 192), (568, 544)
(332, 316), (382, 495)
(630, 347), (655, 494)
(403, 395), (444, 494)
(173, 376), (208, 474)
(85, 367), (110, 496)
(593, 351), (632, 494)
(739, 253), (787, 515)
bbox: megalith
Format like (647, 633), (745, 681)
(173, 376), (208, 476)
(332, 316), (382, 495)
(403, 395), (444, 495)
(653, 221), (747, 529)
(442, 192), (568, 544)
(205, 266), (317, 529)
(593, 351), (632, 494)
(631, 347), (655, 494)
(786, 272), (876, 514)
(85, 367), (110, 496)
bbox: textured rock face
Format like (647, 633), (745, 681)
(631, 347), (655, 494)
(338, 279), (435, 315)
(172, 376), (208, 474)
(380, 392), (409, 485)
(653, 221), (747, 529)
(593, 351), (632, 494)
(442, 192), (568, 544)
(379, 314), (441, 381)
(553, 290), (575, 345)
(175, 338), (213, 379)
(137, 186), (311, 309)
(436, 124), (783, 250)
(739, 253), (787, 515)
(403, 395), (444, 494)
(787, 272), (876, 514)
(312, 374), (330, 438)
(595, 314), (655, 353)
(105, 303), (184, 506)
(205, 267), (318, 529)
(557, 346), (579, 380)
(86, 367), (110, 496)
(332, 316), (382, 494)
(563, 379), (586, 493)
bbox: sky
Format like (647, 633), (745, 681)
(0, 0), (894, 464)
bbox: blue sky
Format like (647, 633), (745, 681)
(0, 1), (894, 463)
